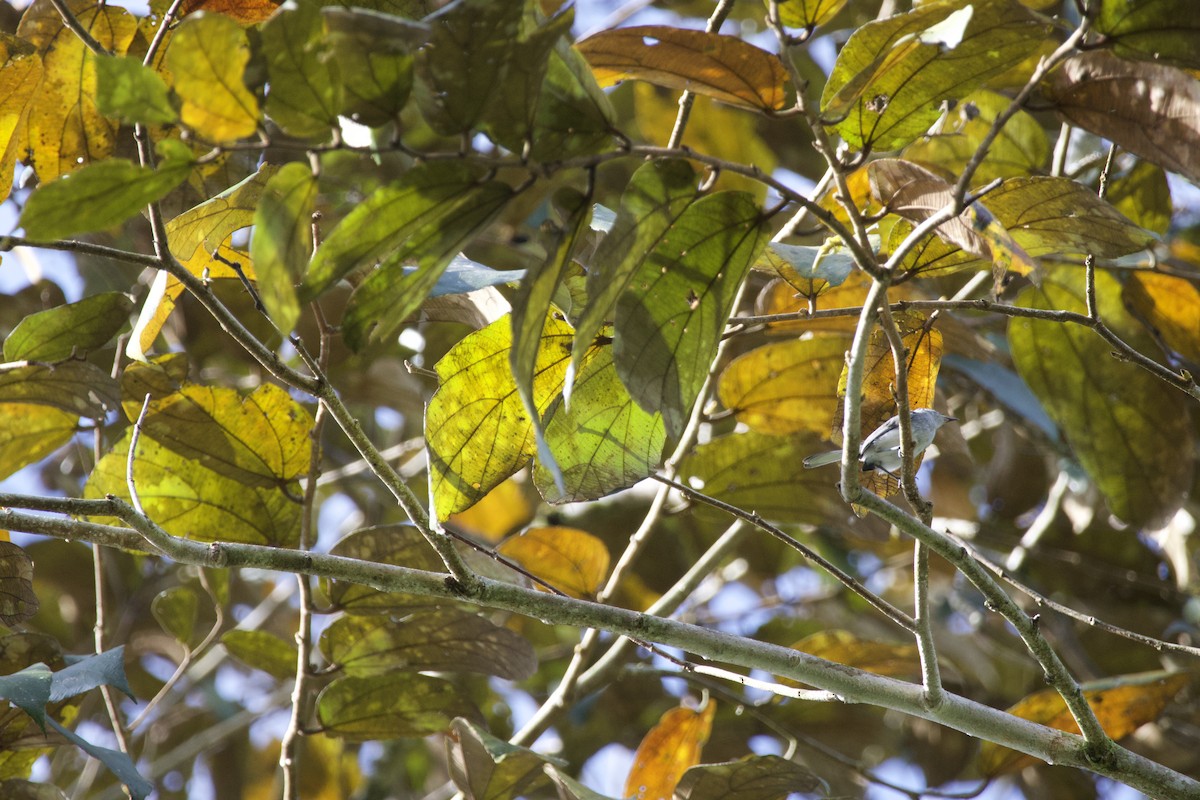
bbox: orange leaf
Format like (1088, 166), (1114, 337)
(496, 526), (610, 599)
(180, 0), (282, 24)
(626, 702), (716, 800)
(577, 26), (787, 112)
(790, 629), (919, 679)
(979, 671), (1191, 776)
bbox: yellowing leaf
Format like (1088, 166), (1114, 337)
(178, 0), (282, 25)
(626, 703), (716, 800)
(775, 0), (849, 31)
(249, 162), (317, 333)
(718, 336), (848, 437)
(979, 671), (1191, 776)
(577, 26), (787, 112)
(0, 36), (42, 206)
(4, 292), (133, 362)
(167, 165), (277, 262)
(497, 526), (610, 599)
(426, 315), (575, 519)
(1106, 161), (1172, 236)
(0, 403), (76, 481)
(1124, 271), (1200, 363)
(448, 477), (536, 543)
(167, 13), (260, 142)
(317, 673), (472, 742)
(790, 630), (919, 678)
(18, 1), (138, 180)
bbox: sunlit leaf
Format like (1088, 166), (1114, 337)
(1106, 161), (1172, 236)
(4, 292), (133, 362)
(1094, 0), (1200, 70)
(318, 673), (474, 741)
(774, 0), (848, 31)
(261, 3), (340, 138)
(166, 165), (276, 262)
(0, 543), (37, 627)
(20, 156), (192, 241)
(1045, 51), (1200, 184)
(578, 26), (787, 112)
(821, 0), (1048, 151)
(94, 54), (176, 125)
(17, 1), (137, 180)
(0, 35), (41, 206)
(979, 671), (1191, 775)
(449, 477), (536, 543)
(717, 336), (847, 437)
(1124, 271), (1200, 363)
(221, 629), (298, 681)
(496, 526), (610, 599)
(319, 610), (536, 680)
(178, 0), (282, 24)
(675, 755), (826, 800)
(790, 630), (918, 678)
(166, 13), (260, 142)
(614, 190), (769, 436)
(325, 526), (445, 612)
(427, 315), (574, 519)
(0, 404), (77, 481)
(625, 703), (716, 800)
(447, 718), (561, 800)
(886, 219), (984, 277)
(250, 162), (317, 333)
(151, 587), (198, 646)
(1010, 267), (1193, 527)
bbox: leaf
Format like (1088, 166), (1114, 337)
(447, 718), (561, 800)
(754, 241), (855, 297)
(674, 755), (826, 800)
(1044, 51), (1200, 184)
(615, 191), (768, 437)
(49, 647), (131, 702)
(178, 0), (283, 24)
(0, 35), (42, 206)
(0, 542), (37, 627)
(4, 292), (133, 362)
(325, 526), (446, 613)
(84, 430), (301, 547)
(221, 629), (297, 681)
(573, 159), (699, 385)
(152, 587), (198, 646)
(18, 1), (137, 180)
(261, 2), (341, 138)
(166, 13), (260, 142)
(426, 315), (574, 519)
(517, 39), (618, 161)
(775, 0), (849, 31)
(886, 219), (984, 278)
(20, 156), (192, 241)
(625, 703), (716, 800)
(166, 165), (276, 262)
(1124, 271), (1200, 363)
(1009, 266), (1193, 528)
(304, 161), (510, 299)
(978, 671), (1191, 776)
(45, 718), (152, 800)
(577, 26), (787, 112)
(94, 54), (177, 125)
(820, 0), (1048, 151)
(534, 341), (666, 503)
(1106, 160), (1171, 236)
(0, 362), (120, 418)
(546, 764), (619, 800)
(324, 7), (416, 127)
(317, 673), (474, 742)
(0, 780), (68, 800)
(679, 431), (843, 525)
(319, 610), (536, 680)
(790, 630), (918, 679)
(1093, 0), (1200, 70)
(717, 337), (847, 437)
(0, 404), (77, 482)
(0, 663), (51, 725)
(250, 162), (317, 333)
(496, 526), (610, 599)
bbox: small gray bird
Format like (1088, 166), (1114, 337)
(802, 409), (956, 474)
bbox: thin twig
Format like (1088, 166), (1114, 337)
(666, 0), (736, 148)
(49, 0), (108, 55)
(1085, 144), (1118, 320)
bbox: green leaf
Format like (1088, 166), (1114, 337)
(325, 526), (444, 612)
(318, 673), (473, 741)
(85, 430), (302, 547)
(519, 40), (617, 161)
(0, 362), (120, 418)
(4, 292), (133, 362)
(1009, 266), (1193, 527)
(1094, 0), (1200, 70)
(304, 161), (510, 299)
(534, 342), (665, 503)
(167, 165), (277, 262)
(0, 542), (37, 626)
(545, 765), (619, 800)
(221, 629), (298, 680)
(414, 0), (525, 135)
(0, 663), (51, 725)
(152, 587), (198, 646)
(166, 14), (260, 142)
(675, 755), (826, 800)
(0, 780), (68, 800)
(250, 162), (318, 333)
(679, 431), (843, 525)
(821, 0), (1048, 151)
(427, 315), (574, 518)
(324, 7), (416, 127)
(19, 157), (191, 240)
(447, 718), (562, 800)
(1107, 160), (1172, 236)
(262, 3), (341, 138)
(94, 54), (177, 125)
(45, 718), (152, 800)
(775, 0), (849, 30)
(319, 610), (537, 680)
(573, 159), (700, 381)
(614, 190), (769, 437)
(0, 404), (76, 481)
(49, 647), (132, 702)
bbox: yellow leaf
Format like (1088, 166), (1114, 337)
(497, 526), (610, 599)
(978, 671), (1191, 776)
(718, 336), (847, 437)
(625, 702), (716, 800)
(18, 0), (138, 180)
(0, 403), (77, 481)
(166, 13), (260, 142)
(577, 26), (787, 112)
(1125, 271), (1200, 364)
(447, 477), (536, 543)
(790, 630), (919, 678)
(776, 0), (849, 30)
(0, 36), (42, 205)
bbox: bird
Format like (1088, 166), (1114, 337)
(802, 409), (956, 474)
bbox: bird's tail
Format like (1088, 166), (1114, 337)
(802, 449), (842, 469)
